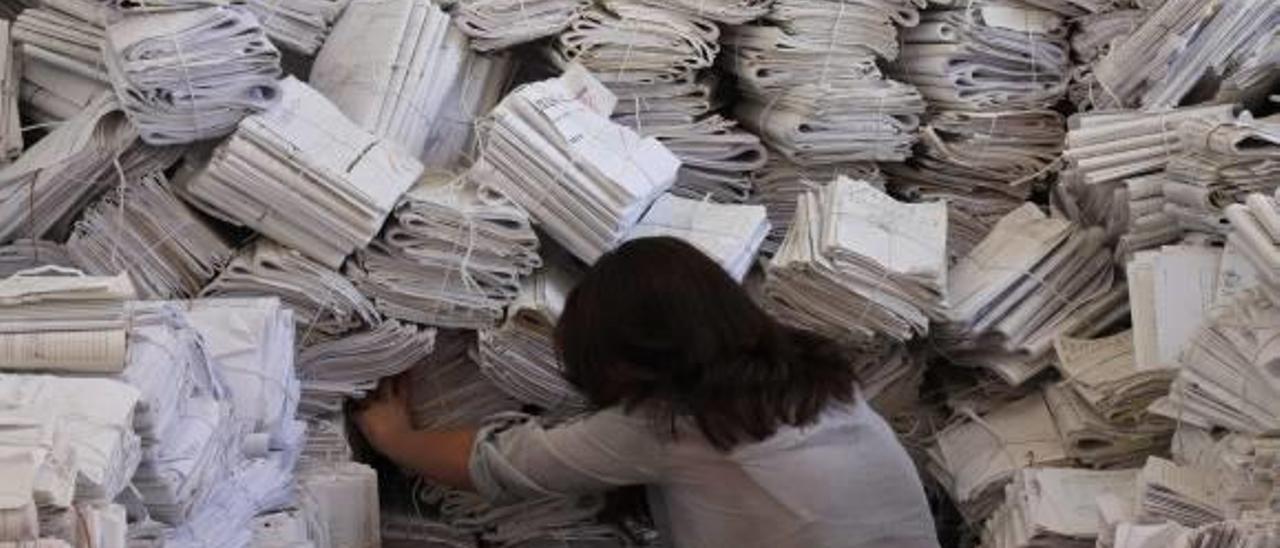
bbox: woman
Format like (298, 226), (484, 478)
(355, 237), (939, 548)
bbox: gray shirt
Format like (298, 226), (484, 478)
(469, 397), (940, 548)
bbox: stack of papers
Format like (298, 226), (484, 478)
(629, 0), (768, 24)
(346, 172), (540, 330)
(1062, 104), (1236, 188)
(1066, 9), (1143, 111)
(122, 303), (238, 526)
(12, 2), (111, 122)
(1088, 0), (1218, 110)
(66, 171), (234, 299)
(449, 0), (583, 52)
(200, 240), (380, 345)
(899, 3), (1069, 111)
(175, 77), (423, 269)
(472, 65), (680, 263)
(310, 0), (455, 156)
(296, 319), (436, 417)
(1114, 174), (1183, 259)
(244, 0), (350, 55)
(981, 467), (1138, 548)
(626, 194), (768, 281)
(618, 114), (766, 205)
(418, 47), (513, 169)
(475, 260), (587, 413)
(1053, 331), (1177, 428)
(0, 92), (181, 243)
(1125, 245), (1222, 372)
(0, 269), (135, 374)
(1044, 383), (1170, 468)
(1136, 457), (1225, 528)
(764, 177), (947, 342)
(0, 20), (19, 164)
(409, 329), (520, 430)
(0, 373), (142, 502)
(927, 391), (1070, 523)
(103, 6), (282, 145)
(0, 414), (77, 541)
(1168, 113), (1280, 209)
(296, 461), (381, 548)
(301, 413), (352, 462)
(750, 155), (883, 256)
(0, 240), (76, 279)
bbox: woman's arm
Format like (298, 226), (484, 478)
(353, 377), (477, 490)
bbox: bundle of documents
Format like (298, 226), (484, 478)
(981, 467), (1137, 548)
(475, 259), (587, 413)
(244, 0), (350, 55)
(449, 0), (583, 52)
(1043, 383), (1170, 468)
(1135, 457), (1225, 528)
(1066, 9), (1143, 111)
(1225, 191), (1280, 301)
(66, 171), (234, 300)
(0, 92), (181, 243)
(301, 413), (352, 462)
(0, 240), (76, 279)
(750, 155), (883, 255)
(12, 1), (110, 123)
(418, 48), (513, 169)
(0, 414), (77, 543)
(177, 77), (423, 268)
(122, 303), (238, 526)
(1126, 245), (1222, 372)
(347, 172), (540, 330)
(408, 329), (519, 430)
(183, 298), (300, 446)
(0, 21), (19, 164)
(472, 65), (679, 263)
(927, 391), (1071, 523)
(296, 461), (380, 548)
(1053, 331), (1176, 428)
(898, 3), (1069, 111)
(1085, 0), (1216, 109)
(1167, 113), (1280, 209)
(201, 240), (380, 344)
(0, 269), (135, 374)
(618, 114), (766, 204)
(625, 193), (768, 281)
(629, 0), (767, 24)
(0, 374), (142, 502)
(295, 320), (435, 417)
(1114, 174), (1183, 259)
(103, 6), (282, 145)
(19, 47), (111, 124)
(764, 177), (947, 342)
(1064, 105), (1237, 188)
(310, 0), (456, 156)
(855, 338), (928, 417)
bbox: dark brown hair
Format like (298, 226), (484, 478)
(554, 237), (858, 451)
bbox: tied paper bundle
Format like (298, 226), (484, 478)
(447, 0), (583, 52)
(629, 0), (769, 24)
(0, 416), (82, 546)
(346, 172), (541, 330)
(175, 77), (423, 269)
(1043, 383), (1171, 469)
(937, 204), (1126, 386)
(1114, 174), (1184, 259)
(310, 0), (456, 156)
(1053, 331), (1176, 428)
(12, 2), (112, 122)
(1087, 0), (1218, 110)
(473, 65), (680, 264)
(419, 47), (513, 169)
(0, 21), (19, 164)
(764, 177), (948, 342)
(1062, 104), (1237, 189)
(66, 171), (234, 300)
(200, 240), (380, 345)
(295, 320), (436, 417)
(1125, 245), (1223, 372)
(0, 93), (182, 243)
(898, 3), (1070, 111)
(626, 193), (769, 281)
(0, 269), (135, 374)
(121, 303), (238, 526)
(1066, 9), (1143, 111)
(0, 374), (142, 502)
(0, 240), (76, 279)
(1225, 191), (1280, 302)
(1134, 457), (1226, 528)
(409, 329), (520, 430)
(981, 468), (1138, 548)
(613, 113), (766, 205)
(182, 298), (300, 447)
(750, 155), (884, 256)
(243, 0), (351, 55)
(475, 259), (588, 413)
(926, 390), (1071, 524)
(103, 6), (283, 146)
(1166, 114), (1280, 215)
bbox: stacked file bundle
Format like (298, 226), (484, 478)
(723, 0), (926, 164)
(0, 269), (136, 374)
(66, 171), (234, 300)
(311, 0), (458, 156)
(1125, 245), (1223, 372)
(1084, 0), (1218, 110)
(1066, 8), (1143, 111)
(1165, 114), (1280, 226)
(296, 319), (436, 418)
(0, 410), (104, 547)
(446, 0), (583, 52)
(473, 65), (680, 263)
(12, 1), (112, 122)
(750, 156), (884, 256)
(1134, 456), (1226, 528)
(553, 1), (767, 203)
(1043, 383), (1170, 469)
(626, 193), (769, 281)
(347, 172), (541, 330)
(629, 0), (768, 24)
(1225, 191), (1280, 302)
(0, 20), (19, 164)
(1063, 104), (1236, 189)
(121, 303), (239, 526)
(1112, 174), (1183, 259)
(475, 260), (588, 413)
(201, 240), (380, 345)
(927, 391), (1071, 524)
(409, 329), (519, 430)
(244, 0), (350, 55)
(938, 204), (1126, 385)
(981, 468), (1138, 548)
(418, 48), (513, 169)
(176, 77), (423, 269)
(764, 177), (947, 342)
(1053, 331), (1176, 428)
(0, 240), (76, 278)
(103, 6), (283, 145)
(0, 92), (181, 243)
(296, 461), (381, 548)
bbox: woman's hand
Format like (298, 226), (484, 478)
(353, 375), (413, 458)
